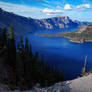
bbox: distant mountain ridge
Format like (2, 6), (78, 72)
(0, 8), (92, 35)
(0, 8), (37, 35)
(35, 16), (79, 29)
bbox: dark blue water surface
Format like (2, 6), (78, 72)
(16, 28), (92, 80)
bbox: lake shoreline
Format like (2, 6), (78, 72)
(36, 33), (92, 44)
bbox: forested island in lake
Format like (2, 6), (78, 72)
(37, 25), (92, 43)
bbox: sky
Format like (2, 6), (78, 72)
(0, 0), (92, 22)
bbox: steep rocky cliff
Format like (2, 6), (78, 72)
(35, 16), (79, 29)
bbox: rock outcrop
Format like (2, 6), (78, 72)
(3, 74), (92, 92)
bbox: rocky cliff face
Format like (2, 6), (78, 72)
(0, 8), (92, 36)
(35, 16), (79, 29)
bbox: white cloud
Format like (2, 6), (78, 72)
(42, 8), (63, 16)
(0, 1), (63, 18)
(46, 13), (54, 16)
(76, 4), (91, 10)
(42, 8), (62, 13)
(0, 1), (42, 13)
(64, 4), (72, 10)
(46, 13), (61, 16)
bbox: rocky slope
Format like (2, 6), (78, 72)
(0, 8), (92, 36)
(1, 74), (92, 92)
(39, 74), (92, 92)
(35, 16), (79, 29)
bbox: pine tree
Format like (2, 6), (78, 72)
(0, 34), (3, 48)
(17, 41), (20, 50)
(20, 36), (24, 51)
(2, 27), (7, 46)
(34, 52), (39, 61)
(9, 24), (14, 39)
(9, 24), (16, 56)
(8, 24), (16, 69)
(61, 69), (64, 81)
(7, 24), (17, 87)
(29, 44), (33, 57)
(25, 38), (29, 56)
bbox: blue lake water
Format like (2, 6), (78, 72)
(16, 28), (92, 80)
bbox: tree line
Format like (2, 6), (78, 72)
(0, 24), (64, 90)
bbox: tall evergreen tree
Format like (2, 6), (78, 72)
(25, 38), (29, 56)
(61, 69), (64, 81)
(34, 52), (39, 61)
(29, 44), (33, 57)
(8, 24), (16, 69)
(5, 24), (17, 87)
(9, 24), (14, 39)
(17, 41), (20, 50)
(0, 34), (3, 48)
(2, 27), (7, 46)
(20, 36), (24, 51)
